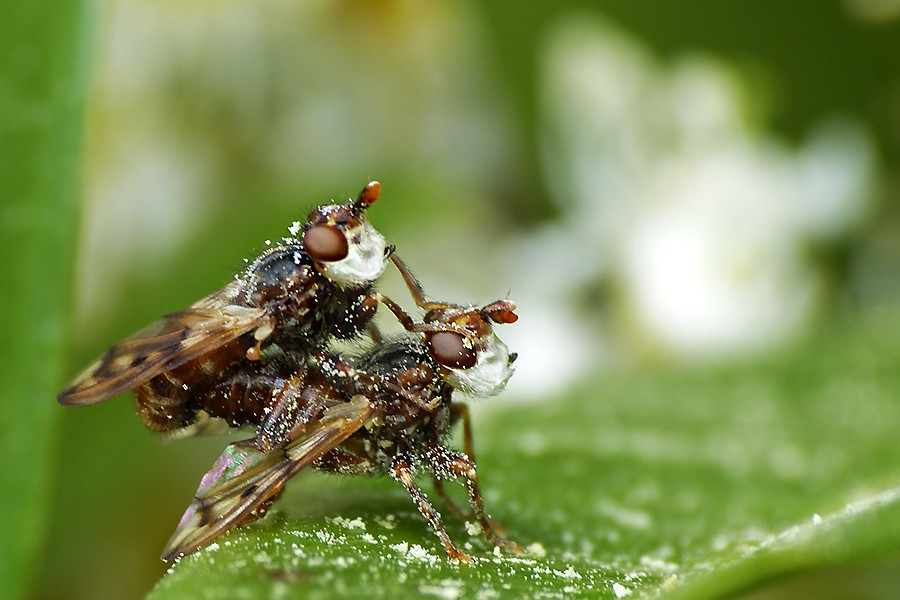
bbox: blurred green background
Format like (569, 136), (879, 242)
(4, 0), (900, 598)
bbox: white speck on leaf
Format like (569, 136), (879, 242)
(662, 574), (679, 589)
(331, 516), (366, 530)
(407, 544), (437, 562)
(554, 566), (581, 580)
(390, 541), (409, 554)
(639, 554), (678, 572)
(419, 579), (462, 599)
(597, 499), (652, 529)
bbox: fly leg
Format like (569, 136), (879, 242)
(430, 404), (492, 522)
(429, 473), (507, 538)
(449, 403), (516, 541)
(389, 455), (471, 563)
(430, 476), (471, 521)
(373, 291), (478, 343)
(425, 442), (521, 554)
(255, 373), (317, 452)
(388, 254), (446, 311)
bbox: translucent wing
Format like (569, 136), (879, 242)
(58, 283), (267, 406)
(161, 395), (378, 561)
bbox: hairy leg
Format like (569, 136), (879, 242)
(426, 443), (521, 553)
(390, 455), (471, 562)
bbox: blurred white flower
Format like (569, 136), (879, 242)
(495, 223), (608, 400)
(526, 16), (875, 368)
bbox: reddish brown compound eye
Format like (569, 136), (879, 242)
(303, 225), (349, 262)
(428, 332), (477, 369)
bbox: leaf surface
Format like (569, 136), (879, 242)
(150, 308), (900, 599)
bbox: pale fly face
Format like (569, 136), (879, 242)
(423, 299), (518, 398)
(302, 181), (391, 287)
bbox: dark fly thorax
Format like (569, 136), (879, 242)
(359, 339), (453, 418)
(240, 242), (377, 343)
(358, 339), (430, 374)
(333, 340), (454, 470)
(239, 243), (328, 328)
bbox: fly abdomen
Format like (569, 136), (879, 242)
(133, 339), (249, 432)
(194, 369), (282, 427)
(134, 372), (193, 432)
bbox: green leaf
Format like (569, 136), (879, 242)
(149, 307), (900, 599)
(0, 2), (94, 598)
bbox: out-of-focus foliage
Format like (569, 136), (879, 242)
(0, 2), (93, 599)
(12, 0), (900, 599)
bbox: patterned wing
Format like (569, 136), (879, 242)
(58, 283), (267, 406)
(161, 395), (378, 560)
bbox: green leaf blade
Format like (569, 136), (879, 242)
(150, 308), (900, 599)
(0, 2), (95, 598)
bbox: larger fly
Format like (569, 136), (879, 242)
(58, 182), (393, 445)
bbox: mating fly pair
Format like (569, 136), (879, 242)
(58, 182), (520, 563)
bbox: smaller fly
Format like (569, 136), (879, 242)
(162, 256), (521, 563)
(58, 182), (393, 447)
